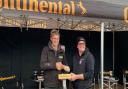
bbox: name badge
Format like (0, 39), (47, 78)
(59, 55), (63, 59)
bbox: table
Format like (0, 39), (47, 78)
(34, 78), (67, 89)
(34, 79), (44, 89)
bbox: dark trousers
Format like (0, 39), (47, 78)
(74, 86), (91, 89)
(45, 87), (63, 89)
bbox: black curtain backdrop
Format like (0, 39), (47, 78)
(0, 27), (128, 88)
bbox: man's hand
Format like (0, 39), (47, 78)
(70, 73), (78, 81)
(56, 62), (63, 71)
(63, 65), (70, 72)
(68, 73), (85, 81)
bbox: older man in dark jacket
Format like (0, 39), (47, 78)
(70, 37), (95, 89)
(40, 29), (70, 89)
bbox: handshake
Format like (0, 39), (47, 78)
(56, 62), (70, 72)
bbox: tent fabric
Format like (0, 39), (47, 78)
(0, 0), (128, 31)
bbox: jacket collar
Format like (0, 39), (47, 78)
(77, 48), (89, 58)
(48, 41), (61, 51)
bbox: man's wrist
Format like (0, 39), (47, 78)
(76, 74), (84, 80)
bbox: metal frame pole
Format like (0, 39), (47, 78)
(101, 22), (104, 89)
